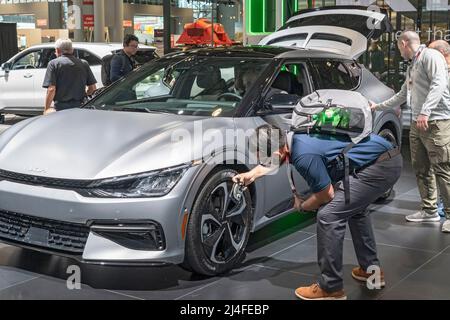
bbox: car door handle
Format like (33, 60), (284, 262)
(24, 74), (33, 78)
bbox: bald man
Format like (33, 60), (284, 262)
(429, 40), (450, 89)
(429, 40), (450, 68)
(373, 31), (450, 233)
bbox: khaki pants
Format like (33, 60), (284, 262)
(410, 119), (450, 218)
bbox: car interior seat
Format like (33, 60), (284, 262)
(271, 70), (303, 96)
(195, 66), (227, 100)
(265, 71), (304, 106)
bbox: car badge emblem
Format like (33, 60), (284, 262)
(28, 168), (47, 174)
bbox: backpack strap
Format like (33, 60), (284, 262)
(120, 52), (128, 74)
(285, 131), (298, 196)
(287, 159), (298, 196)
(285, 131), (294, 159)
(340, 143), (355, 205)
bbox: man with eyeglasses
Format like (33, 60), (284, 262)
(372, 31), (450, 232)
(110, 34), (139, 83)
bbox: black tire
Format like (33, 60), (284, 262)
(376, 128), (398, 201)
(183, 169), (253, 276)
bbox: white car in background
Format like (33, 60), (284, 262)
(0, 42), (157, 118)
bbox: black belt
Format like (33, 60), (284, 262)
(375, 147), (401, 164)
(330, 146), (401, 205)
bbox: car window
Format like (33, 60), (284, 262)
(190, 65), (235, 99)
(87, 56), (271, 117)
(75, 49), (101, 66)
(344, 61), (362, 88)
(38, 48), (57, 68)
(309, 60), (356, 90)
(12, 50), (43, 70)
(262, 63), (308, 111)
(135, 68), (180, 99)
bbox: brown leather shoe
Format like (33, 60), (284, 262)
(351, 267), (385, 287)
(295, 283), (347, 300)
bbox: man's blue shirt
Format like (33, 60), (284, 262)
(290, 133), (394, 193)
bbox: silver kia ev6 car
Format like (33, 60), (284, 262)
(0, 7), (402, 275)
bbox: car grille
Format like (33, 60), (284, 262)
(0, 169), (94, 189)
(0, 210), (89, 254)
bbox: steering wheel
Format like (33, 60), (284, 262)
(217, 92), (242, 102)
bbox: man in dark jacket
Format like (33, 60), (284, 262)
(110, 34), (139, 82)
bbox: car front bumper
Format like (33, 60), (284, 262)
(0, 166), (199, 265)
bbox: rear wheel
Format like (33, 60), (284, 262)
(377, 127), (398, 201)
(183, 169), (253, 276)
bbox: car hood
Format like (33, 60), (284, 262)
(0, 109), (234, 180)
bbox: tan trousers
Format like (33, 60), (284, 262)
(410, 120), (450, 218)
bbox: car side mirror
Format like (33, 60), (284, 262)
(267, 93), (300, 109)
(1, 62), (11, 73)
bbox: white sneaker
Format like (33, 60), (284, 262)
(442, 220), (450, 233)
(406, 211), (441, 222)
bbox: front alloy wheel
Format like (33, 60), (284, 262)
(183, 169), (253, 276)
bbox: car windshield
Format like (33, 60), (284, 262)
(86, 55), (271, 117)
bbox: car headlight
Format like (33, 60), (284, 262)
(81, 164), (190, 198)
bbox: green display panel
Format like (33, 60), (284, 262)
(246, 0), (298, 35)
(247, 0), (265, 33)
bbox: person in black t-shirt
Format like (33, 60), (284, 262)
(42, 39), (97, 114)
